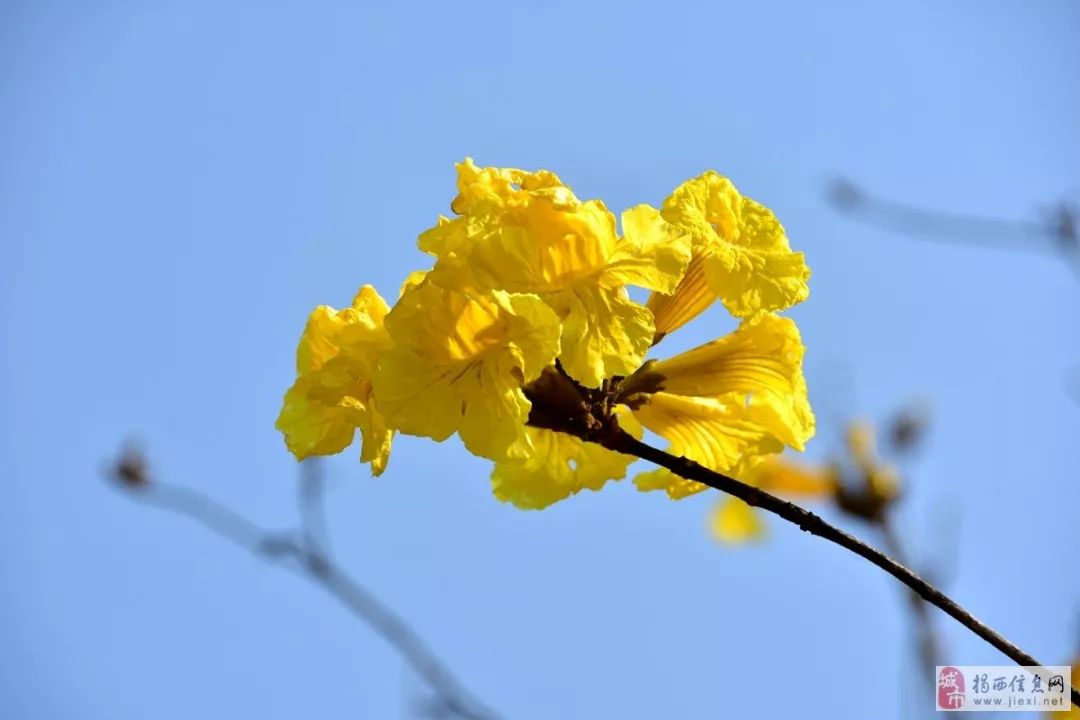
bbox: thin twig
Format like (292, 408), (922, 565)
(597, 428), (1080, 709)
(111, 455), (503, 720)
(827, 178), (1079, 272)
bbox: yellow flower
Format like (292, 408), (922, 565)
(449, 157), (565, 216)
(420, 159), (690, 387)
(646, 171), (809, 339)
(710, 498), (765, 543)
(491, 409), (644, 509)
(275, 285), (394, 475)
(710, 457), (837, 543)
(372, 279), (561, 461)
(627, 313), (814, 498)
(417, 158), (577, 276)
(846, 419), (877, 472)
(842, 419), (901, 504)
(278, 160), (815, 513)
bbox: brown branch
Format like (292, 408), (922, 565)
(593, 428), (1080, 709)
(108, 450), (503, 720)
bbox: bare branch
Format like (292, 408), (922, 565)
(594, 428), (1080, 709)
(107, 447), (503, 720)
(827, 177), (1078, 271)
(523, 363), (1078, 707)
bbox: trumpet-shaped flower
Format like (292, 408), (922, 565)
(373, 280), (561, 461)
(646, 171), (809, 339)
(626, 313), (814, 498)
(491, 409), (644, 509)
(275, 285), (394, 475)
(420, 159), (691, 387)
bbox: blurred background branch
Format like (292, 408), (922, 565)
(838, 405), (946, 678)
(107, 445), (503, 720)
(827, 177), (1078, 274)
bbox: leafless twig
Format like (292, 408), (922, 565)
(827, 178), (1079, 273)
(107, 446), (503, 720)
(592, 428), (1080, 709)
(523, 363), (1080, 707)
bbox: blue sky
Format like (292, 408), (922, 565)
(2, 1), (1078, 718)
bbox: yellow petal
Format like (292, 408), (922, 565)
(632, 395), (784, 498)
(276, 363), (367, 460)
(662, 171), (741, 242)
(752, 456), (836, 497)
(296, 306), (349, 374)
(277, 285), (394, 475)
(555, 284), (656, 388)
(450, 156), (567, 216)
(710, 498), (766, 543)
(418, 215), (468, 258)
(297, 285), (390, 375)
(491, 409), (643, 509)
(646, 250), (715, 342)
(845, 419), (878, 473)
(546, 206), (691, 379)
(423, 159), (589, 292)
(607, 205), (691, 294)
(373, 281), (561, 460)
(662, 172), (809, 317)
(399, 270), (429, 297)
(628, 314), (814, 499)
(702, 196), (810, 317)
(464, 196), (620, 294)
(647, 314), (814, 450)
(357, 398), (394, 475)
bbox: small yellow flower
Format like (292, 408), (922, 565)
(710, 498), (765, 543)
(419, 159), (691, 387)
(627, 313), (815, 498)
(373, 279), (561, 461)
(846, 419), (877, 472)
(275, 285), (394, 475)
(491, 409), (644, 509)
(842, 419), (901, 506)
(646, 171), (810, 339)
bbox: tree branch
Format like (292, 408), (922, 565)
(595, 428), (1080, 709)
(827, 178), (1079, 274)
(109, 451), (503, 720)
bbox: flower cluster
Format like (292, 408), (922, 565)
(276, 159), (814, 508)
